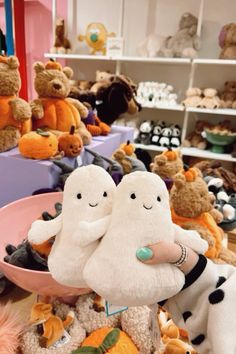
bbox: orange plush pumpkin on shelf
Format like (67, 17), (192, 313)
(163, 148), (178, 161)
(73, 327), (138, 354)
(120, 140), (136, 156)
(58, 125), (83, 157)
(18, 129), (58, 160)
(183, 167), (198, 182)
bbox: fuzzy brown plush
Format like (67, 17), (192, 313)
(50, 18), (71, 54)
(0, 55), (31, 152)
(150, 150), (183, 180)
(170, 168), (236, 266)
(182, 120), (211, 150)
(31, 61), (91, 145)
(194, 159), (236, 193)
(220, 81), (236, 108)
(158, 12), (201, 58)
(219, 23), (236, 59)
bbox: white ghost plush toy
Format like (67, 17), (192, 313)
(83, 171), (208, 306)
(28, 165), (116, 287)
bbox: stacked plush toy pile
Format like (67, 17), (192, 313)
(136, 82), (178, 108)
(135, 120), (182, 148)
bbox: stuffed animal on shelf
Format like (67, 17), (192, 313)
(199, 88), (221, 109)
(50, 18), (71, 54)
(112, 148), (146, 175)
(18, 129), (58, 160)
(150, 149), (183, 191)
(158, 13), (201, 58)
(137, 33), (166, 57)
(159, 127), (172, 147)
(28, 165), (116, 287)
(151, 122), (163, 146)
(170, 124), (181, 148)
(161, 338), (196, 354)
(82, 103), (111, 136)
(78, 23), (115, 55)
(70, 74), (141, 126)
(83, 171), (207, 307)
(0, 55), (31, 152)
(136, 81), (178, 108)
(22, 301), (85, 353)
(220, 81), (236, 108)
(58, 125), (83, 157)
(30, 60), (92, 145)
(181, 87), (202, 107)
(218, 23), (236, 59)
(0, 302), (24, 354)
(182, 120), (211, 150)
(170, 167), (236, 266)
(90, 70), (112, 93)
(135, 120), (154, 145)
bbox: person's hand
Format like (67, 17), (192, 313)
(136, 241), (200, 275)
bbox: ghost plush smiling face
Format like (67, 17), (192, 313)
(83, 171), (185, 306)
(62, 164), (115, 224)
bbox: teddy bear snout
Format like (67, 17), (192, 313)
(53, 82), (62, 90)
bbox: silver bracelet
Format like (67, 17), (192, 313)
(171, 243), (188, 267)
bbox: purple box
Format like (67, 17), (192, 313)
(92, 132), (122, 157)
(111, 125), (134, 143)
(0, 148), (61, 207)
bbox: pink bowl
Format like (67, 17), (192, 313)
(0, 192), (91, 296)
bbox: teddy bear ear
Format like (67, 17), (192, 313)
(7, 56), (19, 69)
(193, 167), (203, 178)
(33, 62), (45, 73)
(173, 173), (186, 189)
(63, 66), (73, 79)
(155, 154), (167, 166)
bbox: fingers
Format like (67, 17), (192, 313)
(136, 241), (179, 265)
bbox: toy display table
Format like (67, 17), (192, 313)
(0, 126), (134, 207)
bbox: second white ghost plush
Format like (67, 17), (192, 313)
(83, 171), (208, 306)
(28, 165), (116, 287)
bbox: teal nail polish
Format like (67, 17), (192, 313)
(136, 247), (153, 261)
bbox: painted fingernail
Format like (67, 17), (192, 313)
(136, 247), (153, 261)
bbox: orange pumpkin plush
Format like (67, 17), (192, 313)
(30, 61), (92, 145)
(19, 129), (58, 159)
(58, 125), (83, 157)
(120, 140), (136, 157)
(74, 327), (138, 354)
(0, 55), (31, 152)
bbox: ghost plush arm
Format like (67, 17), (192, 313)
(173, 224), (208, 254)
(73, 215), (111, 247)
(28, 214), (62, 244)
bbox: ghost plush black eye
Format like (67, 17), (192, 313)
(157, 196), (161, 202)
(77, 193), (82, 199)
(130, 193), (136, 199)
(103, 191), (108, 197)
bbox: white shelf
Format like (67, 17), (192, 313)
(193, 58), (236, 66)
(135, 144), (236, 162)
(182, 147), (236, 162)
(134, 144), (166, 152)
(187, 107), (236, 116)
(141, 104), (184, 111)
(44, 53), (191, 64)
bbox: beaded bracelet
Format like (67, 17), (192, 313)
(171, 243), (188, 267)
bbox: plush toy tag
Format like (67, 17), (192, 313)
(105, 300), (128, 316)
(49, 330), (71, 348)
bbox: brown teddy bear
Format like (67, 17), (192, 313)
(219, 23), (236, 59)
(150, 149), (183, 191)
(158, 12), (201, 58)
(50, 18), (71, 54)
(181, 87), (202, 107)
(30, 61), (92, 145)
(182, 120), (211, 150)
(199, 88), (221, 109)
(0, 55), (31, 152)
(220, 81), (236, 108)
(170, 167), (236, 266)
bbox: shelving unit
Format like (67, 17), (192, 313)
(47, 0), (236, 165)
